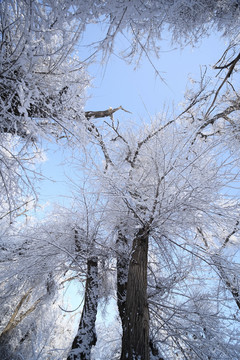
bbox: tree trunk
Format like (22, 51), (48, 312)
(120, 227), (150, 360)
(116, 231), (129, 325)
(67, 257), (98, 360)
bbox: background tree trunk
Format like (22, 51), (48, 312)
(67, 257), (98, 360)
(120, 227), (150, 360)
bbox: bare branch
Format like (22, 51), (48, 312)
(192, 103), (240, 144)
(85, 106), (131, 120)
(205, 52), (240, 117)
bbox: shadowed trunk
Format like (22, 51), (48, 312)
(117, 229), (164, 359)
(116, 231), (129, 325)
(67, 257), (98, 360)
(120, 227), (150, 360)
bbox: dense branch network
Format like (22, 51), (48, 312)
(2, 1), (240, 359)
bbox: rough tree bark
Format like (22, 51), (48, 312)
(67, 256), (98, 360)
(120, 226), (150, 360)
(117, 229), (165, 359)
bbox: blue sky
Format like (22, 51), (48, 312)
(37, 29), (227, 211)
(85, 29), (226, 114)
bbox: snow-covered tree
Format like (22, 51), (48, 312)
(70, 110), (240, 359)
(0, 0), (88, 139)
(1, 0), (240, 218)
(2, 112), (240, 359)
(2, 1), (240, 359)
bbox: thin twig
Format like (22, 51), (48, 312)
(205, 52), (240, 117)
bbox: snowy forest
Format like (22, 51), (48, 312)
(2, 1), (240, 359)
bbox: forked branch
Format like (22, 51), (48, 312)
(205, 51), (240, 117)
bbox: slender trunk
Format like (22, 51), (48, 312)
(67, 257), (98, 360)
(116, 231), (129, 325)
(120, 227), (150, 360)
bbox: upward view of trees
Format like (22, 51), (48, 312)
(1, 1), (240, 359)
